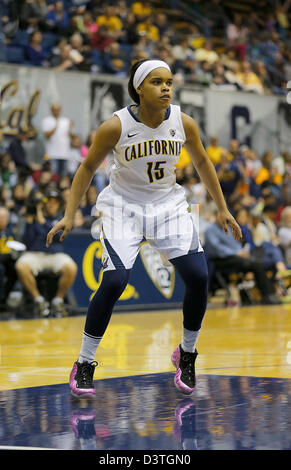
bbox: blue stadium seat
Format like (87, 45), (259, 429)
(10, 30), (29, 47)
(41, 32), (57, 52)
(6, 46), (25, 64)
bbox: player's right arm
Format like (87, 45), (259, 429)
(46, 115), (121, 247)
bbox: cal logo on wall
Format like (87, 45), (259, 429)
(0, 80), (40, 137)
(139, 242), (175, 299)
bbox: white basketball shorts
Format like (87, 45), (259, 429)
(96, 186), (203, 272)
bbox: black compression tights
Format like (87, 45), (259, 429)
(84, 252), (208, 337)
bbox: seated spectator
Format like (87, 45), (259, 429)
(247, 35), (262, 63)
(133, 34), (154, 60)
(37, 168), (56, 193)
(81, 10), (98, 39)
(0, 152), (17, 189)
(260, 30), (281, 63)
(25, 30), (49, 67)
(80, 184), (98, 218)
(131, 1), (153, 21)
(65, 15), (86, 39)
(91, 24), (114, 52)
(176, 146), (192, 170)
(227, 139), (244, 163)
(268, 51), (287, 92)
(255, 150), (282, 186)
(254, 60), (273, 94)
(262, 204), (282, 246)
(273, 150), (291, 177)
(131, 46), (150, 64)
(275, 0), (291, 40)
(215, 152), (243, 204)
(68, 134), (82, 176)
(96, 5), (123, 41)
(69, 31), (92, 71)
(16, 189), (77, 317)
(103, 41), (127, 76)
(11, 183), (27, 216)
(122, 12), (139, 45)
(242, 147), (262, 176)
(206, 136), (227, 165)
(194, 39), (219, 64)
(73, 208), (86, 229)
(236, 207), (289, 276)
(236, 61), (264, 94)
(196, 60), (214, 85)
(45, 0), (70, 34)
(0, 206), (18, 309)
(8, 130), (33, 173)
(204, 212), (280, 304)
(211, 62), (232, 87)
(183, 174), (206, 205)
(70, 31), (90, 57)
(179, 56), (199, 84)
(188, 24), (205, 51)
(172, 37), (195, 62)
(251, 207), (276, 247)
(19, 0), (49, 32)
(226, 13), (249, 60)
(279, 206), (291, 268)
(136, 15), (160, 43)
(50, 43), (77, 71)
(50, 36), (68, 61)
(154, 13), (170, 38)
(58, 175), (72, 191)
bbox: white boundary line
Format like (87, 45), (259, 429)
(0, 445), (57, 450)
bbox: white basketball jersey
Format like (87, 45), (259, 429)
(108, 104), (186, 203)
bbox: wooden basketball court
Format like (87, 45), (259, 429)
(0, 304), (290, 450)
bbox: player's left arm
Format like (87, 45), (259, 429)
(181, 112), (242, 240)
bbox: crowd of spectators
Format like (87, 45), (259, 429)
(1, 0), (291, 95)
(177, 138), (291, 305)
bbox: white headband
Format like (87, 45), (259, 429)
(133, 60), (171, 90)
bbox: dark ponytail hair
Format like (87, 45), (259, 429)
(128, 59), (152, 104)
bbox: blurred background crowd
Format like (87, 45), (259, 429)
(0, 0), (291, 95)
(0, 0), (291, 315)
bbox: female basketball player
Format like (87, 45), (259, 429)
(46, 59), (242, 398)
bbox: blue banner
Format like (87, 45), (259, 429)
(64, 231), (184, 310)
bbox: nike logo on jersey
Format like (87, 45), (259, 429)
(128, 133), (139, 138)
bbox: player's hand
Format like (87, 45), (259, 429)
(46, 216), (73, 247)
(217, 209), (242, 241)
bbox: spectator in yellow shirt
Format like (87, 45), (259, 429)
(195, 39), (219, 64)
(137, 16), (159, 42)
(206, 137), (227, 165)
(255, 150), (283, 185)
(131, 1), (153, 20)
(176, 146), (192, 169)
(97, 5), (123, 39)
(236, 61), (264, 94)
